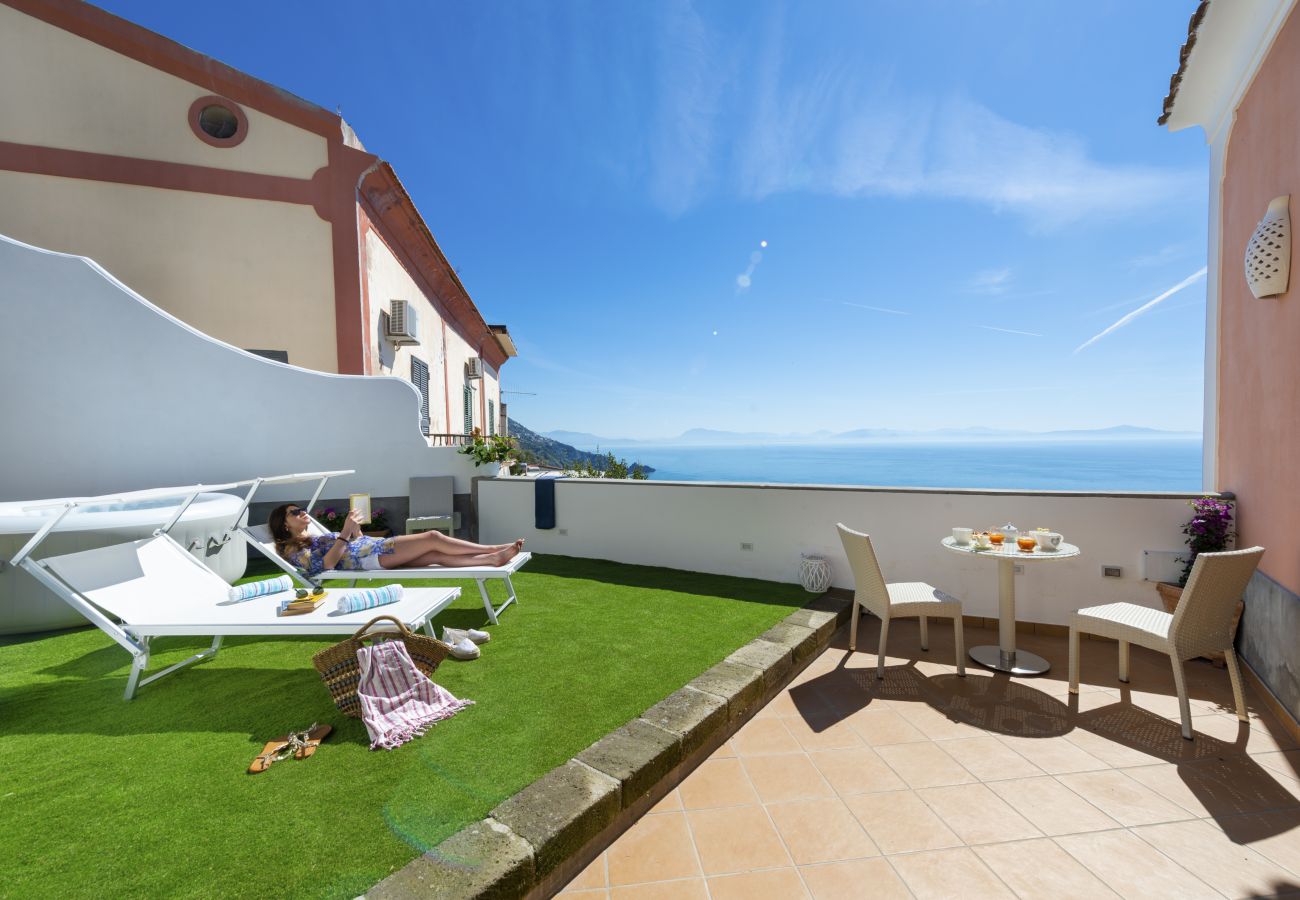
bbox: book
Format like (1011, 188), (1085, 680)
(278, 593), (328, 616)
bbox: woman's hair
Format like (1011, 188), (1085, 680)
(268, 503), (309, 558)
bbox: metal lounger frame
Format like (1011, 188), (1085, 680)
(9, 481), (457, 699)
(229, 471), (525, 625)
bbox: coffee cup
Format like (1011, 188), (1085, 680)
(1035, 531), (1062, 551)
(952, 527), (973, 545)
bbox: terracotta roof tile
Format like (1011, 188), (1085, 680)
(1158, 0), (1211, 126)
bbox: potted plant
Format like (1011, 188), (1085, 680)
(458, 430), (516, 474)
(1157, 496), (1239, 666)
(314, 506), (347, 532)
(316, 505), (391, 536)
(362, 507), (391, 538)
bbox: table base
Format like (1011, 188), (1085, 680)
(969, 645), (1051, 676)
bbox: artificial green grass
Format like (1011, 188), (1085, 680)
(0, 555), (805, 898)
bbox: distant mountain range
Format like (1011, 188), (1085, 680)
(543, 425), (1200, 451)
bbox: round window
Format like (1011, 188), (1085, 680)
(188, 95), (248, 147)
(198, 104), (239, 140)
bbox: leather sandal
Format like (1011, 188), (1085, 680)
(293, 723), (333, 760)
(247, 723), (333, 773)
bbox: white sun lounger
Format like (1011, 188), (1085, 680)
(10, 485), (459, 699)
(230, 471), (529, 625)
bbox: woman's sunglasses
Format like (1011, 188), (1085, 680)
(287, 507), (309, 517)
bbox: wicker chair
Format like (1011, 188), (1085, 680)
(837, 524), (966, 679)
(1068, 546), (1264, 740)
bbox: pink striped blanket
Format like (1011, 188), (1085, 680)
(356, 640), (474, 750)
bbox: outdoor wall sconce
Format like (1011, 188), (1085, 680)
(1246, 195), (1290, 298)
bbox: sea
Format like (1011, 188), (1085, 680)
(602, 439), (1203, 492)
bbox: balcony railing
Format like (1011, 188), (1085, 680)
(427, 432), (474, 447)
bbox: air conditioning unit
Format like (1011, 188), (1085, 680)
(386, 300), (419, 345)
(465, 357), (484, 379)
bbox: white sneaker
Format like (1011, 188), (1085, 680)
(443, 626), (491, 645)
(447, 637), (480, 661)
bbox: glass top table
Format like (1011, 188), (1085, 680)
(940, 536), (1081, 675)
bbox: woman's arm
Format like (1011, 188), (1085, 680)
(321, 534), (349, 570)
(321, 509), (366, 569)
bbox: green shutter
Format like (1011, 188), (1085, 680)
(411, 358), (430, 435)
(463, 383), (473, 434)
(488, 400), (496, 436)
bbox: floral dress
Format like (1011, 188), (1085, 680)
(287, 533), (397, 576)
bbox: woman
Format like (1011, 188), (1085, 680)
(269, 503), (523, 578)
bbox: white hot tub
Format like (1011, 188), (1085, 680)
(0, 492), (247, 635)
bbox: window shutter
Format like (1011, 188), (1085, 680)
(463, 383), (473, 434)
(411, 357), (430, 435)
(488, 400), (496, 436)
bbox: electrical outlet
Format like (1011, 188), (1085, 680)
(740, 542), (754, 551)
(558, 528), (568, 536)
(1102, 565), (1122, 578)
(1013, 564), (1024, 575)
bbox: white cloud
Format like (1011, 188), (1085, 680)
(968, 268), (1013, 295)
(636, 7), (1199, 226)
(1129, 242), (1197, 269)
(739, 92), (1199, 229)
(1074, 267), (1207, 353)
(644, 0), (725, 215)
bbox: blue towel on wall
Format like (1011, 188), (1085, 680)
(535, 476), (562, 529)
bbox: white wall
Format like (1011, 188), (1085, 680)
(364, 229), (503, 438)
(365, 228), (449, 433)
(0, 234), (487, 502)
(0, 172), (339, 373)
(479, 478), (1202, 626)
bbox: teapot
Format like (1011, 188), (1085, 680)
(999, 523), (1019, 546)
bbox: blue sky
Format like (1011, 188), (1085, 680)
(102, 0), (1210, 438)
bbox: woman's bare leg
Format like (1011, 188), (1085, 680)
(388, 531), (520, 558)
(381, 545), (519, 570)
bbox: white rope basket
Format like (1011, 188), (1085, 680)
(799, 554), (832, 593)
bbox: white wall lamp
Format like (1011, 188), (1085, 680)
(1246, 195), (1290, 298)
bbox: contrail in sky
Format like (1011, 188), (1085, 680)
(841, 301), (910, 316)
(1074, 267), (1207, 353)
(976, 325), (1042, 337)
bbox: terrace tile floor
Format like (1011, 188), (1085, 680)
(558, 617), (1300, 899)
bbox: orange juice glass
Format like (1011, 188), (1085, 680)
(989, 532), (1005, 545)
(1017, 535), (1037, 552)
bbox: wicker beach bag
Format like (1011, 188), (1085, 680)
(312, 615), (451, 718)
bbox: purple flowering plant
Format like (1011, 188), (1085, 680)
(314, 507), (346, 531)
(313, 505), (390, 531)
(1178, 497), (1235, 586)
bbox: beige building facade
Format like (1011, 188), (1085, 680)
(0, 0), (513, 437)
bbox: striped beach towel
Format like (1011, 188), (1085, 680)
(355, 640), (473, 750)
(228, 574), (294, 603)
(336, 584), (403, 614)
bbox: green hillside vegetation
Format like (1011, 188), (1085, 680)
(508, 419), (653, 477)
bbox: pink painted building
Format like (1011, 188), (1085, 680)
(1162, 0), (1300, 720)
